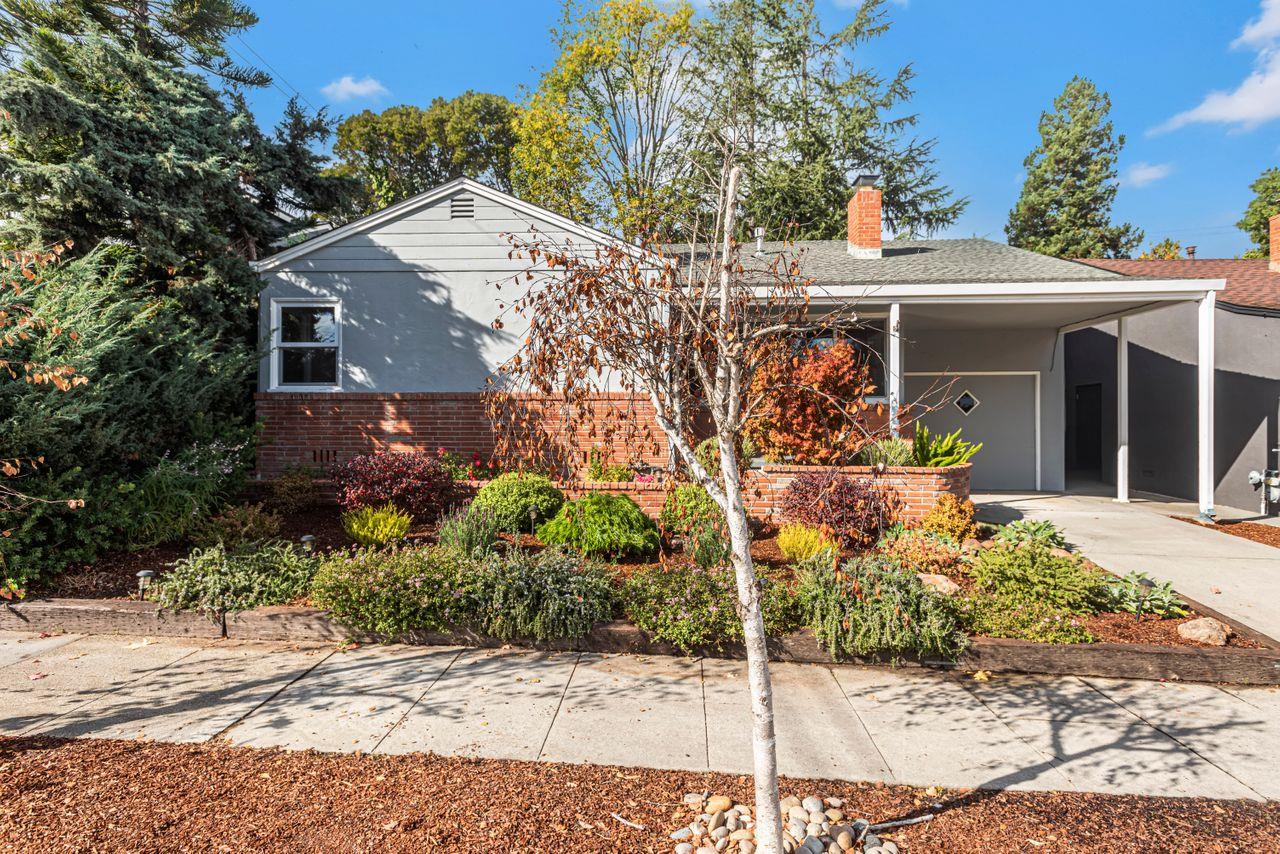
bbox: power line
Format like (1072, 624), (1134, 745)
(231, 34), (321, 114)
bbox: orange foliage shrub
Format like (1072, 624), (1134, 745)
(747, 340), (884, 464)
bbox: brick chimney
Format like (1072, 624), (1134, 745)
(1271, 213), (1279, 272)
(847, 174), (883, 259)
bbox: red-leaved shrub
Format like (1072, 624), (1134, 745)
(747, 340), (883, 464)
(780, 469), (900, 548)
(332, 451), (455, 519)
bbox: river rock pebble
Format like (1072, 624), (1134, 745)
(1177, 616), (1232, 646)
(670, 793), (893, 854)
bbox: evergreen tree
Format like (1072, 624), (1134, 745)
(1237, 166), (1279, 259)
(0, 31), (346, 342)
(1006, 76), (1142, 259)
(0, 0), (267, 86)
(695, 0), (965, 239)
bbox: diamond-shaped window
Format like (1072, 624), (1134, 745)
(954, 390), (980, 416)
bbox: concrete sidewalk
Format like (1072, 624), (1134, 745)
(974, 491), (1280, 642)
(2, 631), (1276, 801)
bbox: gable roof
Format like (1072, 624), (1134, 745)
(1076, 258), (1280, 311)
(745, 238), (1129, 286)
(251, 177), (646, 273)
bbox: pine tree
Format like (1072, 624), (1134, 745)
(1006, 76), (1141, 259)
(1237, 166), (1279, 259)
(0, 0), (267, 86)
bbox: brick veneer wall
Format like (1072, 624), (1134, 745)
(744, 464), (971, 524)
(254, 391), (668, 478)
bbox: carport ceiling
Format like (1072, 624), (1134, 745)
(897, 299), (1168, 331)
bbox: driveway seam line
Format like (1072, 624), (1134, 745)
(952, 674), (1077, 789)
(369, 647), (464, 755)
(1080, 678), (1265, 800)
(828, 666), (896, 783)
(209, 645), (338, 742)
(536, 652), (580, 762)
(700, 658), (710, 770)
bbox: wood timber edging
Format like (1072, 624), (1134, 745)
(5, 598), (1279, 686)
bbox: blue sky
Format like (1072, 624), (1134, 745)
(239, 0), (1280, 257)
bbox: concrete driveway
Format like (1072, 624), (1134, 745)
(2, 631), (1276, 801)
(974, 491), (1280, 642)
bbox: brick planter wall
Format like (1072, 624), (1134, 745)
(255, 391), (668, 479)
(744, 464), (971, 524)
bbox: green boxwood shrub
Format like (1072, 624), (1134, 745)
(469, 472), (564, 533)
(477, 547), (614, 641)
(310, 545), (481, 637)
(621, 564), (800, 652)
(962, 593), (1094, 644)
(658, 483), (724, 537)
(537, 492), (659, 558)
(971, 545), (1110, 614)
(797, 554), (966, 661)
(152, 541), (316, 617)
(341, 503), (412, 546)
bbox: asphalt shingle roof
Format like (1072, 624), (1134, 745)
(743, 238), (1128, 286)
(1076, 258), (1280, 311)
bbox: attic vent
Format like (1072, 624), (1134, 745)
(450, 196), (475, 219)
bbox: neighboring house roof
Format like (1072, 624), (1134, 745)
(252, 177), (649, 273)
(1076, 258), (1280, 312)
(744, 238), (1128, 286)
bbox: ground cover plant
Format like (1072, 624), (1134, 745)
(797, 554), (966, 662)
(622, 563), (800, 652)
(436, 507), (501, 558)
(962, 592), (1095, 644)
(332, 451), (455, 519)
(1107, 570), (1189, 618)
(468, 472), (564, 533)
(536, 492), (659, 558)
(152, 541), (316, 617)
(478, 547), (614, 641)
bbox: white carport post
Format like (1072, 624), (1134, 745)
(1197, 290), (1216, 519)
(888, 302), (902, 436)
(1115, 317), (1129, 502)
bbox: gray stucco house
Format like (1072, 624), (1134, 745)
(251, 177), (1229, 516)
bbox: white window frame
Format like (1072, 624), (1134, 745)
(803, 312), (889, 403)
(269, 297), (343, 392)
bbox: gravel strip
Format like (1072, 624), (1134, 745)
(1, 736), (1275, 852)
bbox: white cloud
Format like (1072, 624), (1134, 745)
(1122, 161), (1173, 188)
(321, 75), (389, 103)
(1155, 1), (1280, 132)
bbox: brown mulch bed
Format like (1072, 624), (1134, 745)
(0, 737), (1274, 853)
(30, 507), (436, 600)
(1081, 611), (1261, 649)
(1177, 515), (1280, 549)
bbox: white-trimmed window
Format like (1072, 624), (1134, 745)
(270, 299), (341, 390)
(805, 318), (887, 399)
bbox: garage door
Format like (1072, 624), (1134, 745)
(905, 373), (1038, 491)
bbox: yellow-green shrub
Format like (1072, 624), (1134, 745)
(777, 523), (838, 563)
(341, 503), (411, 546)
(921, 493), (977, 541)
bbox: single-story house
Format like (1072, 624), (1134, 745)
(1067, 227), (1280, 515)
(251, 177), (1227, 516)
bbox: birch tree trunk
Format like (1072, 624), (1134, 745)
(721, 443), (784, 853)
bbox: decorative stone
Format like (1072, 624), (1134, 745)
(740, 843), (755, 854)
(835, 830), (854, 851)
(709, 811), (726, 832)
(917, 573), (961, 596)
(1050, 547), (1073, 558)
(881, 842), (899, 854)
(1178, 616), (1232, 646)
(801, 796), (824, 813)
(825, 797), (843, 808)
(824, 808), (843, 822)
(675, 844), (694, 854)
(780, 795), (801, 809)
(671, 827), (693, 840)
(802, 836), (825, 854)
(710, 826), (730, 841)
(684, 793), (707, 806)
(826, 843), (841, 854)
(726, 815), (741, 832)
(707, 795), (733, 813)
(808, 810), (826, 823)
(730, 829), (754, 841)
(962, 538), (982, 552)
(864, 832), (882, 849)
(805, 822), (822, 837)
(788, 806), (810, 822)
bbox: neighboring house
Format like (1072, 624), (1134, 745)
(1071, 223), (1280, 515)
(251, 177), (1226, 515)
